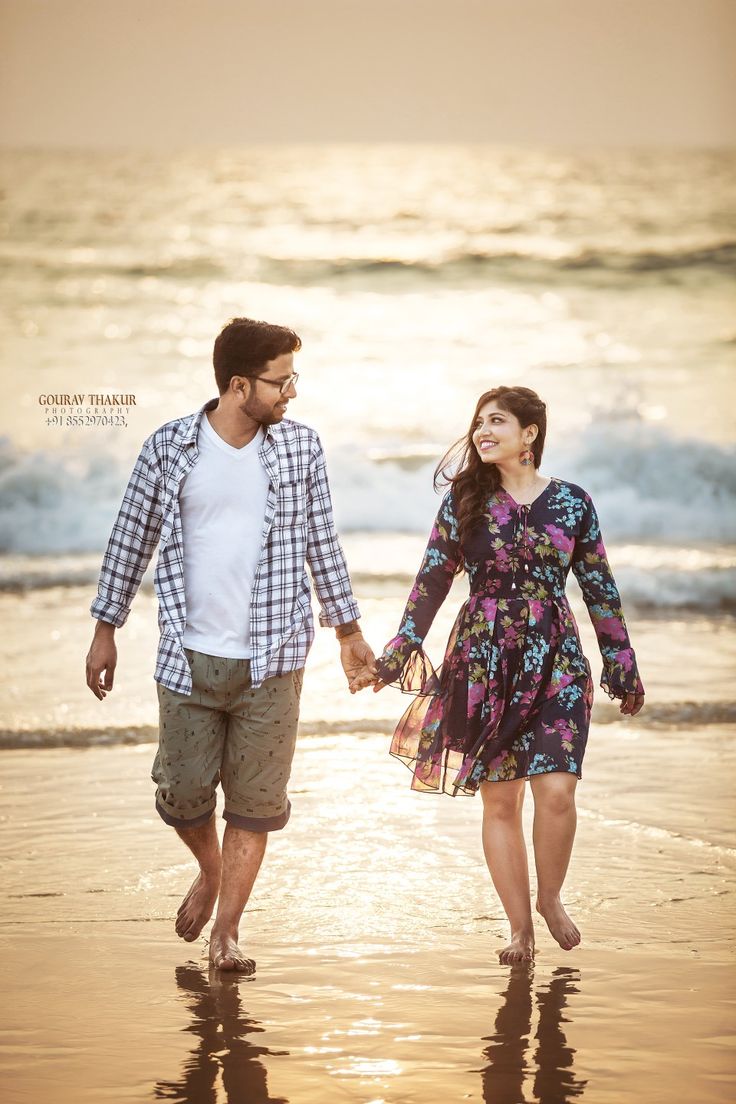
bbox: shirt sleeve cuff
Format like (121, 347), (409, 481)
(318, 598), (361, 628)
(90, 595), (129, 628)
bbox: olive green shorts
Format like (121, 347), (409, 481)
(152, 649), (304, 833)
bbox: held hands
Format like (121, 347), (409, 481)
(338, 634), (390, 695)
(339, 633), (378, 694)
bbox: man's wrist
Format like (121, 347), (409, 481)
(94, 619), (116, 635)
(335, 621), (362, 643)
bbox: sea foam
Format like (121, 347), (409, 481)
(1, 421), (734, 555)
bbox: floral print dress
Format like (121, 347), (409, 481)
(374, 478), (644, 795)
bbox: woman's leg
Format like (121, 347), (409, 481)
(480, 778), (535, 963)
(529, 771), (581, 951)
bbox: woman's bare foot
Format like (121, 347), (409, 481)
(498, 929), (535, 965)
(208, 928), (255, 973)
(536, 895), (581, 951)
(175, 866), (221, 942)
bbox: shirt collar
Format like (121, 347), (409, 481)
(183, 398), (279, 449)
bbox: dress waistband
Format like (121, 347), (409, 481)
(468, 589), (569, 605)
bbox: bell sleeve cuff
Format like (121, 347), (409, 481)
(373, 639), (439, 695)
(599, 647), (645, 701)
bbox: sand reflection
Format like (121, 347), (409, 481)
(479, 966), (587, 1103)
(153, 965), (288, 1104)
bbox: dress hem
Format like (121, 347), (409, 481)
(390, 748), (582, 797)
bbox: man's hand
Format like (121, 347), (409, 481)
(339, 633), (377, 694)
(85, 621), (118, 700)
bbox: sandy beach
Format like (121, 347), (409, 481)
(1, 580), (735, 1103)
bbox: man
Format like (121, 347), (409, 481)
(86, 317), (375, 972)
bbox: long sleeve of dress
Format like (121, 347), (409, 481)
(374, 490), (462, 691)
(571, 494), (644, 700)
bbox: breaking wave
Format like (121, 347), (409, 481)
(1, 420), (734, 608)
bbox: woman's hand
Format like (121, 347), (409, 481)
(366, 662), (387, 693)
(620, 692), (644, 716)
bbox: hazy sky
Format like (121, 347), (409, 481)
(2, 0), (734, 147)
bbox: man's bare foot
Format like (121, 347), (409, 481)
(498, 929), (535, 965)
(175, 867), (221, 942)
(208, 929), (255, 973)
(536, 895), (581, 951)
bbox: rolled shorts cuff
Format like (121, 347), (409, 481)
(222, 799), (291, 833)
(155, 799), (215, 829)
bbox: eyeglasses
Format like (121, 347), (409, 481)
(252, 372), (299, 395)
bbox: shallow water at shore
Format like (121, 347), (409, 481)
(2, 560), (736, 740)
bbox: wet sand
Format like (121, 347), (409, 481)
(1, 721), (734, 1103)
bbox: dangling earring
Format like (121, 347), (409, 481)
(519, 446), (534, 466)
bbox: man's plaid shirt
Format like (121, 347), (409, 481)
(90, 399), (360, 695)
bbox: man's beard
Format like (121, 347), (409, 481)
(240, 394), (282, 426)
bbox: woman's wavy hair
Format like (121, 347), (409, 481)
(434, 386), (547, 554)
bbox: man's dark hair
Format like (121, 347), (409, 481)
(213, 318), (302, 393)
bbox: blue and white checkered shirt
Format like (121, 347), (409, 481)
(90, 399), (361, 694)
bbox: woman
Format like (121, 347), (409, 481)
(368, 386), (644, 964)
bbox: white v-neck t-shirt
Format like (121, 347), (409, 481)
(180, 414), (270, 659)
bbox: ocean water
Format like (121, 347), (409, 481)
(0, 145), (734, 738)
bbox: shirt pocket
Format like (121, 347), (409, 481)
(274, 480), (308, 527)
